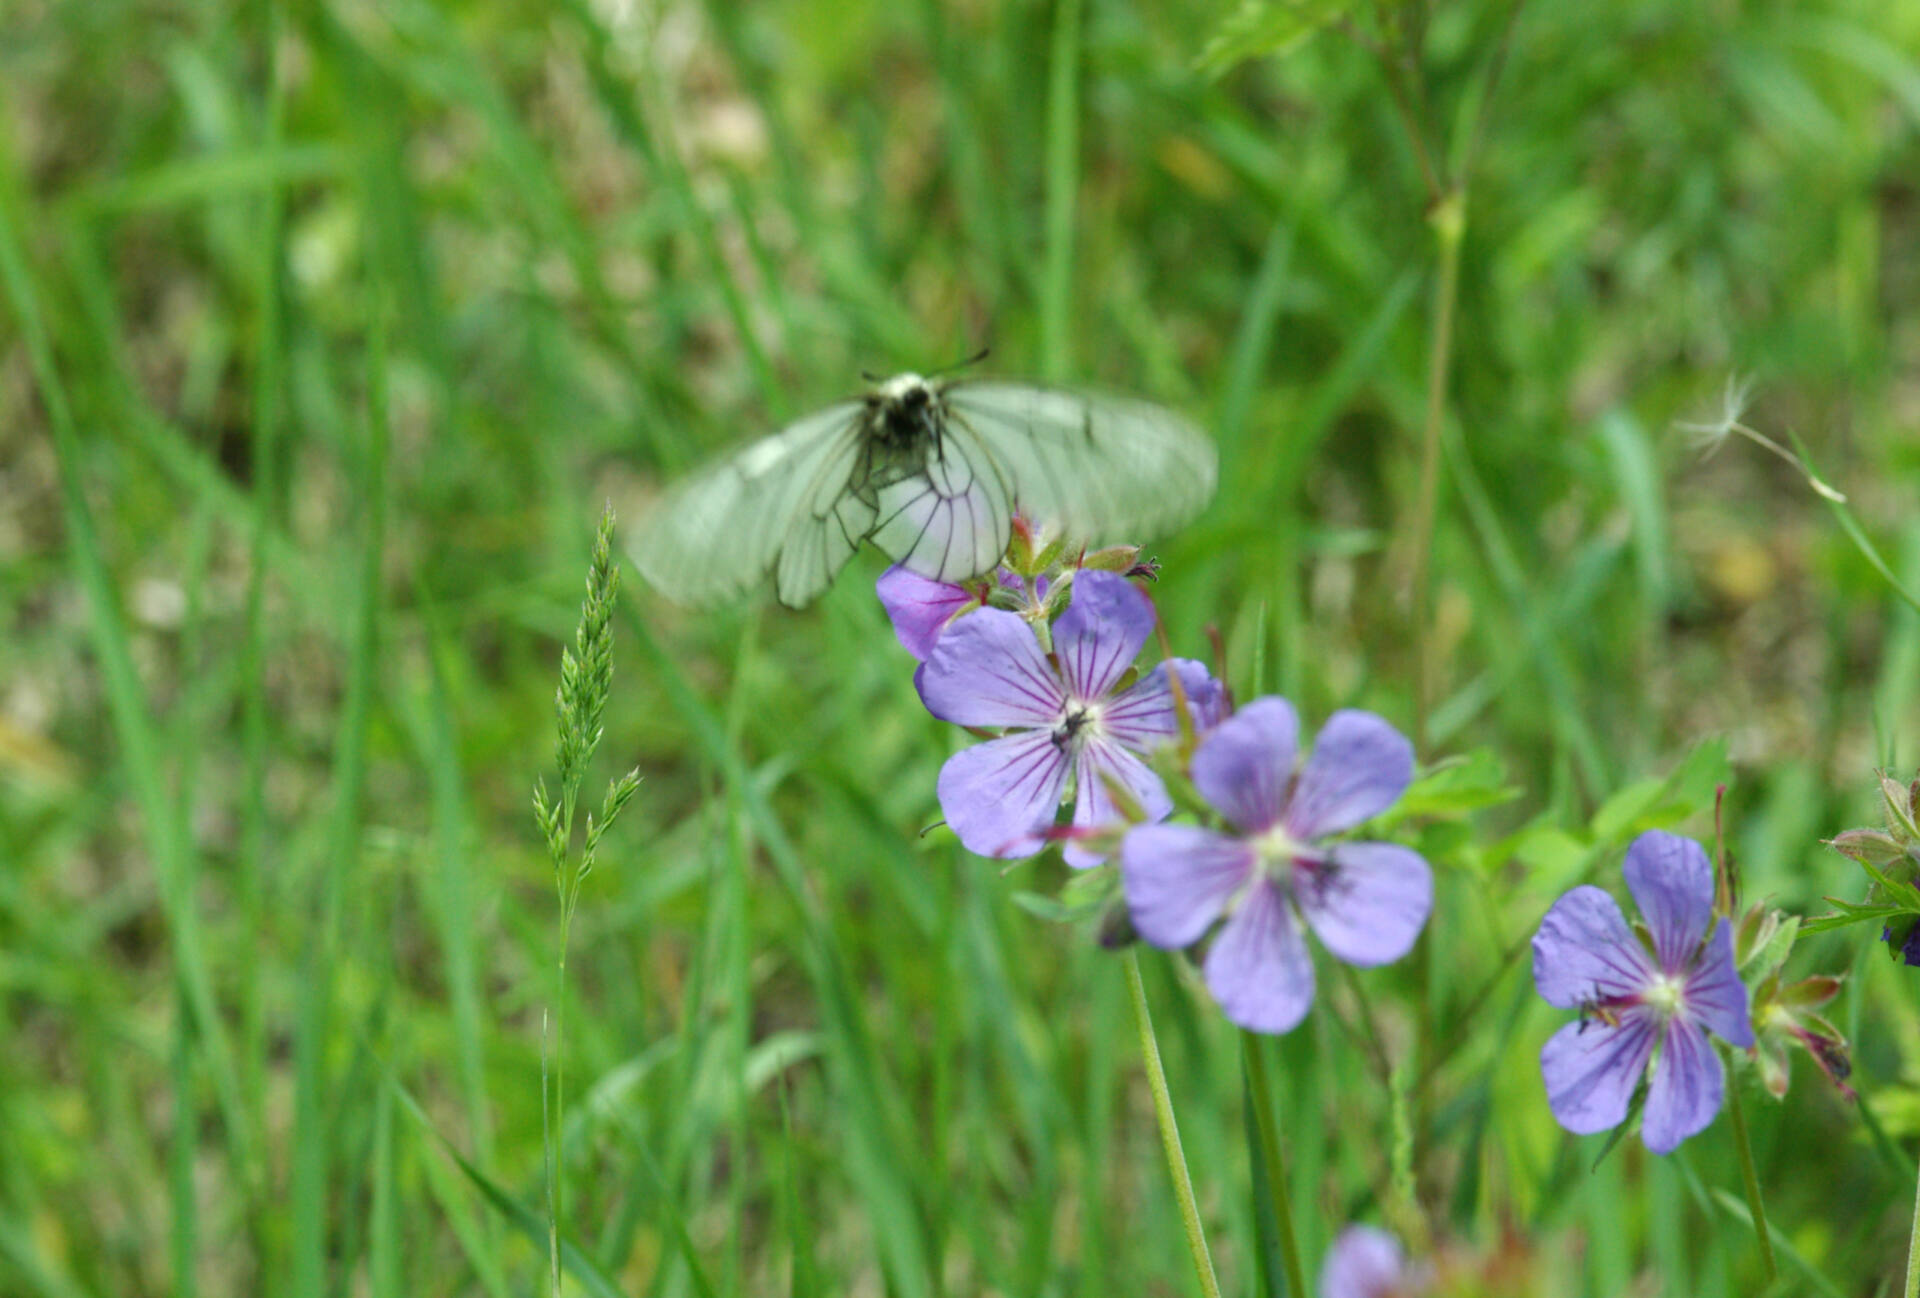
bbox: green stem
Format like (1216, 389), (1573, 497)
(1906, 1133), (1920, 1298)
(1724, 1067), (1777, 1282)
(1408, 190), (1465, 753)
(550, 906), (574, 1298)
(1123, 952), (1221, 1298)
(1241, 1032), (1308, 1298)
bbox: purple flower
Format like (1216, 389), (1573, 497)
(877, 565), (982, 661)
(917, 570), (1223, 867)
(877, 565), (1052, 661)
(1320, 1226), (1427, 1298)
(1120, 697), (1432, 1034)
(1531, 830), (1755, 1154)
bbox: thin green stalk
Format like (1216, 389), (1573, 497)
(1123, 952), (1221, 1298)
(1906, 1147), (1920, 1298)
(240, 0), (288, 1176)
(1724, 1068), (1777, 1283)
(1241, 1033), (1307, 1298)
(1408, 191), (1464, 752)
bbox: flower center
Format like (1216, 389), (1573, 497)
(1642, 971), (1687, 1020)
(1053, 702), (1100, 752)
(1251, 824), (1317, 881)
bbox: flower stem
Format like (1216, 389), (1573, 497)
(1906, 1139), (1920, 1298)
(1241, 1031), (1308, 1298)
(1408, 190), (1464, 753)
(1123, 951), (1221, 1298)
(1723, 1066), (1777, 1282)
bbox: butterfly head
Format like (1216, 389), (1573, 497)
(867, 372), (944, 452)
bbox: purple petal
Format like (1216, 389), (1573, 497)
(1642, 1017), (1723, 1154)
(1623, 831), (1714, 972)
(877, 565), (976, 661)
(1203, 878), (1316, 1034)
(1063, 737), (1172, 869)
(1190, 696), (1299, 834)
(936, 730), (1067, 858)
(1318, 1226), (1410, 1298)
(1539, 1010), (1659, 1136)
(1164, 658), (1230, 730)
(1052, 571), (1154, 701)
(1297, 842), (1432, 967)
(917, 607), (1064, 728)
(1531, 885), (1657, 1010)
(1684, 919), (1754, 1048)
(1283, 710), (1414, 840)
(1104, 659), (1226, 751)
(1121, 825), (1256, 949)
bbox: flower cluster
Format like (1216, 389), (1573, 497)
(883, 534), (1432, 1035)
(884, 526), (1857, 1139)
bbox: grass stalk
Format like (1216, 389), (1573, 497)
(1123, 951), (1221, 1298)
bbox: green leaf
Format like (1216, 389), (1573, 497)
(1391, 748), (1521, 820)
(1745, 911), (1800, 981)
(1588, 738), (1729, 843)
(1195, 0), (1357, 77)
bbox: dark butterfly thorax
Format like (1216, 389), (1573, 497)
(851, 375), (949, 501)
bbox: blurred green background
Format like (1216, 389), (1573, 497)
(4, 0), (1920, 1293)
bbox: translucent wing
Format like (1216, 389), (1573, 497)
(630, 401), (868, 607)
(866, 427), (1014, 585)
(939, 382), (1216, 545)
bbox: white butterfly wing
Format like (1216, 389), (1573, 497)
(631, 401), (867, 607)
(866, 427), (1013, 585)
(940, 382), (1216, 546)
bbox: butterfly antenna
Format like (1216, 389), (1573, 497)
(926, 347), (991, 380)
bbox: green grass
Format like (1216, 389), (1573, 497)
(3, 0), (1920, 1294)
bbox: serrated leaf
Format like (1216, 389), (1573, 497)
(1800, 900), (1908, 935)
(1195, 0), (1357, 76)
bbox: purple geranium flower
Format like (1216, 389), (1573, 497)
(1320, 1226), (1428, 1298)
(1531, 829), (1755, 1154)
(877, 565), (984, 661)
(877, 565), (1048, 662)
(917, 569), (1223, 867)
(1120, 697), (1432, 1034)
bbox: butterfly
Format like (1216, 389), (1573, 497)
(631, 373), (1217, 607)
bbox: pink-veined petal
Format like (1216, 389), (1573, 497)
(1539, 1009), (1659, 1136)
(876, 565), (977, 661)
(1683, 919), (1754, 1048)
(936, 730), (1068, 858)
(917, 606), (1064, 728)
(1103, 658), (1226, 751)
(1622, 831), (1715, 973)
(1053, 571), (1154, 701)
(1063, 737), (1171, 868)
(1641, 1017), (1723, 1154)
(1531, 885), (1658, 1010)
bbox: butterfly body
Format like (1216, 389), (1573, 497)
(633, 373), (1215, 608)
